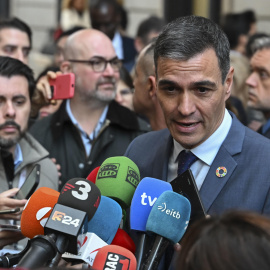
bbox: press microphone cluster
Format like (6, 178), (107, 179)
(13, 156), (139, 269)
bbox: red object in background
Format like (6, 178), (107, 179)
(86, 166), (100, 184)
(111, 228), (136, 254)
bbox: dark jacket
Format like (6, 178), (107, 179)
(30, 101), (150, 189)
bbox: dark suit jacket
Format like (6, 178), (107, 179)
(121, 35), (137, 72)
(125, 112), (270, 215)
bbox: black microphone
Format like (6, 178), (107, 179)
(0, 240), (30, 267)
(16, 178), (101, 269)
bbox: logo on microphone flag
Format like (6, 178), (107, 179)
(98, 163), (120, 179)
(125, 166), (139, 188)
(105, 252), (131, 270)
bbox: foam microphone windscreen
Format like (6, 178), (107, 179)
(146, 191), (191, 243)
(58, 178), (101, 220)
(92, 245), (137, 270)
(111, 228), (136, 254)
(95, 156), (140, 208)
(130, 177), (172, 232)
(87, 195), (122, 244)
(21, 187), (59, 239)
(86, 166), (100, 184)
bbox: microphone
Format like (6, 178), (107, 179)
(17, 178), (101, 268)
(20, 187), (60, 239)
(142, 191), (191, 270)
(95, 156), (140, 209)
(0, 240), (30, 268)
(62, 195), (122, 265)
(111, 228), (136, 254)
(92, 245), (137, 270)
(86, 166), (100, 184)
(87, 195), (122, 243)
(62, 232), (107, 266)
(130, 177), (172, 270)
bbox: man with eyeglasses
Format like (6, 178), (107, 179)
(29, 29), (150, 189)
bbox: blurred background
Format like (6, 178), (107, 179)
(1, 0), (269, 75)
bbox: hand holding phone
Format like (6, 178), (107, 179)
(49, 73), (75, 100)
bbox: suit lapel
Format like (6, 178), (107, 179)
(151, 129), (172, 181)
(200, 113), (245, 212)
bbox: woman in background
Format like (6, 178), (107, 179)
(60, 0), (91, 31)
(115, 66), (134, 111)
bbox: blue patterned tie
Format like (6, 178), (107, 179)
(177, 150), (198, 175)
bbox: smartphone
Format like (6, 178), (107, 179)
(0, 224), (21, 232)
(0, 208), (20, 214)
(49, 73), (75, 100)
(170, 169), (207, 223)
(15, 164), (40, 200)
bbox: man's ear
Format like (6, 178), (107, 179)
(61, 61), (72, 73)
(148, 75), (157, 98)
(224, 66), (234, 100)
(134, 38), (144, 54)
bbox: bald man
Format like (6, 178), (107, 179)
(133, 41), (166, 131)
(30, 29), (150, 188)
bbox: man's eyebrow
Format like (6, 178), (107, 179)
(192, 80), (217, 88)
(158, 79), (177, 87)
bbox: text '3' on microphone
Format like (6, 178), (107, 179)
(17, 178), (101, 268)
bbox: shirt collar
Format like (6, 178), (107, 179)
(172, 109), (232, 165)
(66, 99), (108, 136)
(112, 31), (123, 60)
(262, 118), (270, 134)
(14, 143), (23, 170)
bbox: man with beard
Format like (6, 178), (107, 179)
(30, 29), (150, 189)
(0, 56), (58, 253)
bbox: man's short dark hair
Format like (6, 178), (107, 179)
(0, 17), (32, 48)
(154, 15), (230, 83)
(0, 56), (35, 98)
(136, 16), (165, 45)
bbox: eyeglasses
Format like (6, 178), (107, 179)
(68, 56), (122, 72)
(119, 88), (134, 96)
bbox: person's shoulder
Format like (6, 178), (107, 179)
(29, 114), (53, 136)
(129, 128), (170, 145)
(108, 101), (150, 132)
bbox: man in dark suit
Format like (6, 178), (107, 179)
(126, 15), (270, 222)
(90, 0), (137, 72)
(125, 16), (270, 269)
(246, 36), (270, 139)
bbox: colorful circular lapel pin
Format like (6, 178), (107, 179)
(216, 167), (227, 178)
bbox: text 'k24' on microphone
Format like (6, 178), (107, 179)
(95, 156), (140, 209)
(130, 177), (172, 270)
(92, 245), (137, 270)
(142, 191), (191, 270)
(17, 178), (101, 269)
(62, 195), (122, 266)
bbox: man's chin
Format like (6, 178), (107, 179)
(0, 134), (23, 149)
